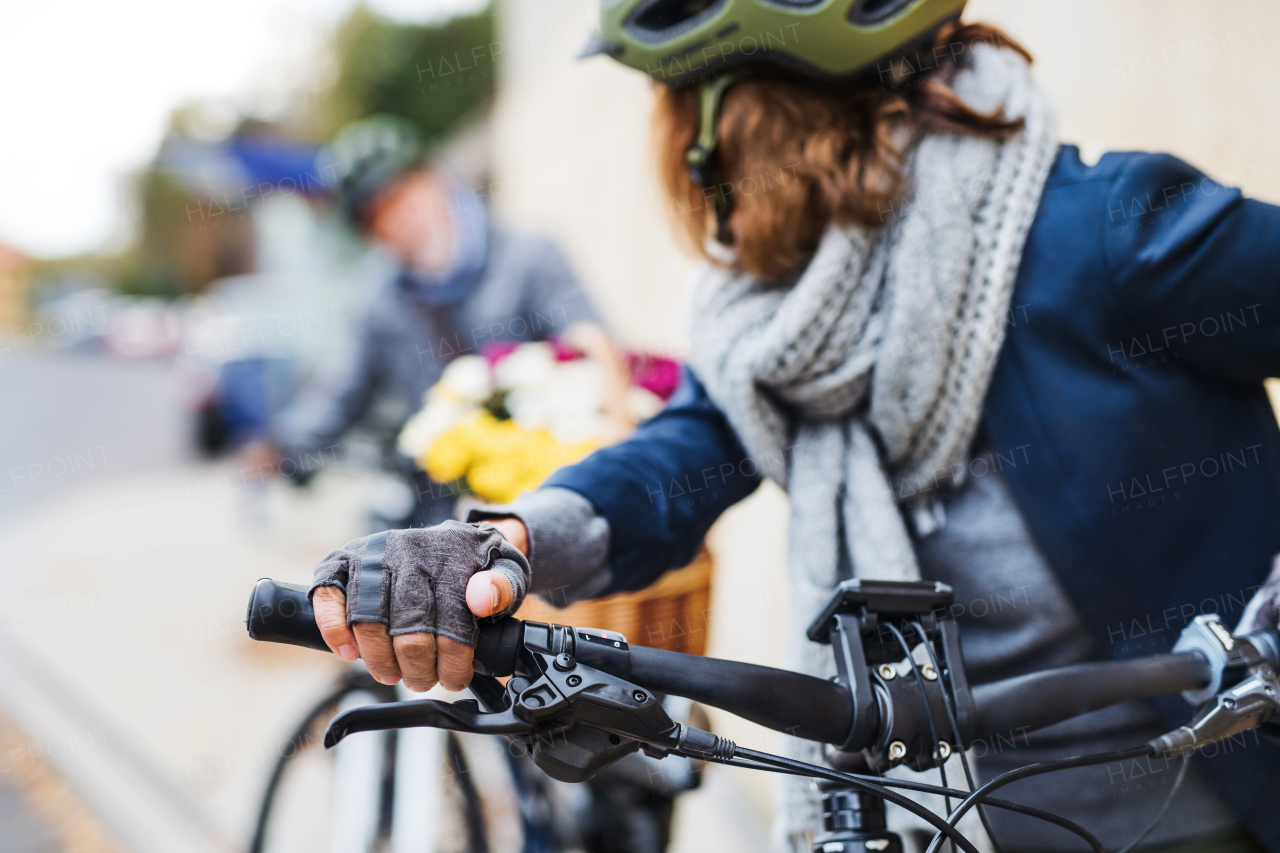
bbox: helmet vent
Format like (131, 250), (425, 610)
(629, 0), (723, 35)
(849, 0), (917, 25)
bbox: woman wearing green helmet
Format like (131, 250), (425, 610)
(309, 2), (1280, 850)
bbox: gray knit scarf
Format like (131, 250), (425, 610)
(687, 46), (1057, 847)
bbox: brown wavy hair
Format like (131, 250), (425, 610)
(652, 22), (1032, 281)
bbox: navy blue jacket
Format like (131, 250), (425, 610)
(547, 147), (1280, 845)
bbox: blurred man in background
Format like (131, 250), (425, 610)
(259, 115), (617, 528)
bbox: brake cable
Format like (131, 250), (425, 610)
(923, 745), (1155, 853)
(721, 746), (986, 853)
(877, 773), (1102, 853)
(705, 745), (1104, 853)
(883, 621), (957, 853)
(1114, 751), (1189, 853)
(704, 753), (1104, 852)
(911, 618), (1005, 853)
(921, 727), (1196, 853)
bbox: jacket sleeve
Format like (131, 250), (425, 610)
(543, 366), (763, 594)
(1102, 152), (1280, 382)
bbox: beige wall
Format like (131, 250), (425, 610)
(968, 0), (1280, 197)
(490, 1), (696, 353)
(488, 0), (1280, 824)
(492, 0), (1280, 344)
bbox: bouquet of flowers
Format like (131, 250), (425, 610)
(397, 340), (680, 504)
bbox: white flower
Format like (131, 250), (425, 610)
(546, 360), (606, 443)
(506, 356), (606, 441)
(549, 410), (605, 444)
(437, 355), (492, 403)
(397, 397), (472, 458)
(549, 360), (604, 408)
(494, 342), (555, 391)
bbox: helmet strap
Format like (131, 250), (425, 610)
(684, 72), (743, 245)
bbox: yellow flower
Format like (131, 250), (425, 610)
(422, 412), (597, 504)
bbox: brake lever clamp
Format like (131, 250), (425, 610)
(1173, 614), (1278, 705)
(1151, 616), (1280, 757)
(511, 646), (686, 782)
(324, 620), (699, 784)
(1150, 665), (1280, 758)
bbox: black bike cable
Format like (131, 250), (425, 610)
(730, 745), (985, 853)
(874, 775), (1103, 853)
(912, 618), (1005, 853)
(1114, 750), (1189, 853)
(884, 622), (956, 853)
(923, 745), (1156, 853)
(712, 750), (1104, 853)
(884, 627), (951, 789)
(716, 747), (1105, 850)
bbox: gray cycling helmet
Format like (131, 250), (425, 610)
(318, 114), (425, 228)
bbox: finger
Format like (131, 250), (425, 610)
(436, 636), (475, 692)
(313, 587), (358, 661)
(393, 632), (439, 693)
(354, 622), (401, 685)
(466, 570), (514, 618)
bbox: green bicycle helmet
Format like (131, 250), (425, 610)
(318, 114), (425, 228)
(583, 0), (966, 203)
(585, 0), (966, 86)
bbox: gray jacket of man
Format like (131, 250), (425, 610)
(276, 226), (599, 463)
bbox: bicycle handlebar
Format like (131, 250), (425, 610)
(627, 644), (851, 743)
(245, 579), (1258, 752)
(971, 653), (1212, 739)
(246, 579), (853, 743)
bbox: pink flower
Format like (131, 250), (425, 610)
(549, 337), (584, 362)
(481, 341), (520, 366)
(628, 353), (682, 400)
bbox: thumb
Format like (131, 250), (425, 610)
(466, 570), (514, 618)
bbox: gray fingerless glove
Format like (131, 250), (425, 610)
(309, 520), (530, 647)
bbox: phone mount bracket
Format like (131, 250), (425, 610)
(807, 580), (976, 770)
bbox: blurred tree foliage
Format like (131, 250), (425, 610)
(36, 3), (495, 300)
(311, 4), (496, 144)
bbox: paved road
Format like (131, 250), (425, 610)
(0, 352), (359, 853)
(0, 352), (188, 517)
(0, 352), (191, 851)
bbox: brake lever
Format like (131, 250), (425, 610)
(319, 622), (743, 786)
(323, 652), (685, 754)
(326, 697), (535, 746)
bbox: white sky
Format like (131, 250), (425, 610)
(0, 0), (487, 259)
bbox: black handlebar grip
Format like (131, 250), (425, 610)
(474, 617), (523, 677)
(246, 579), (329, 652)
(245, 579), (526, 676)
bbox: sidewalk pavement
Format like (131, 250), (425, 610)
(0, 460), (770, 853)
(0, 461), (365, 853)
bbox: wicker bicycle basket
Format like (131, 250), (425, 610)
(514, 548), (713, 656)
